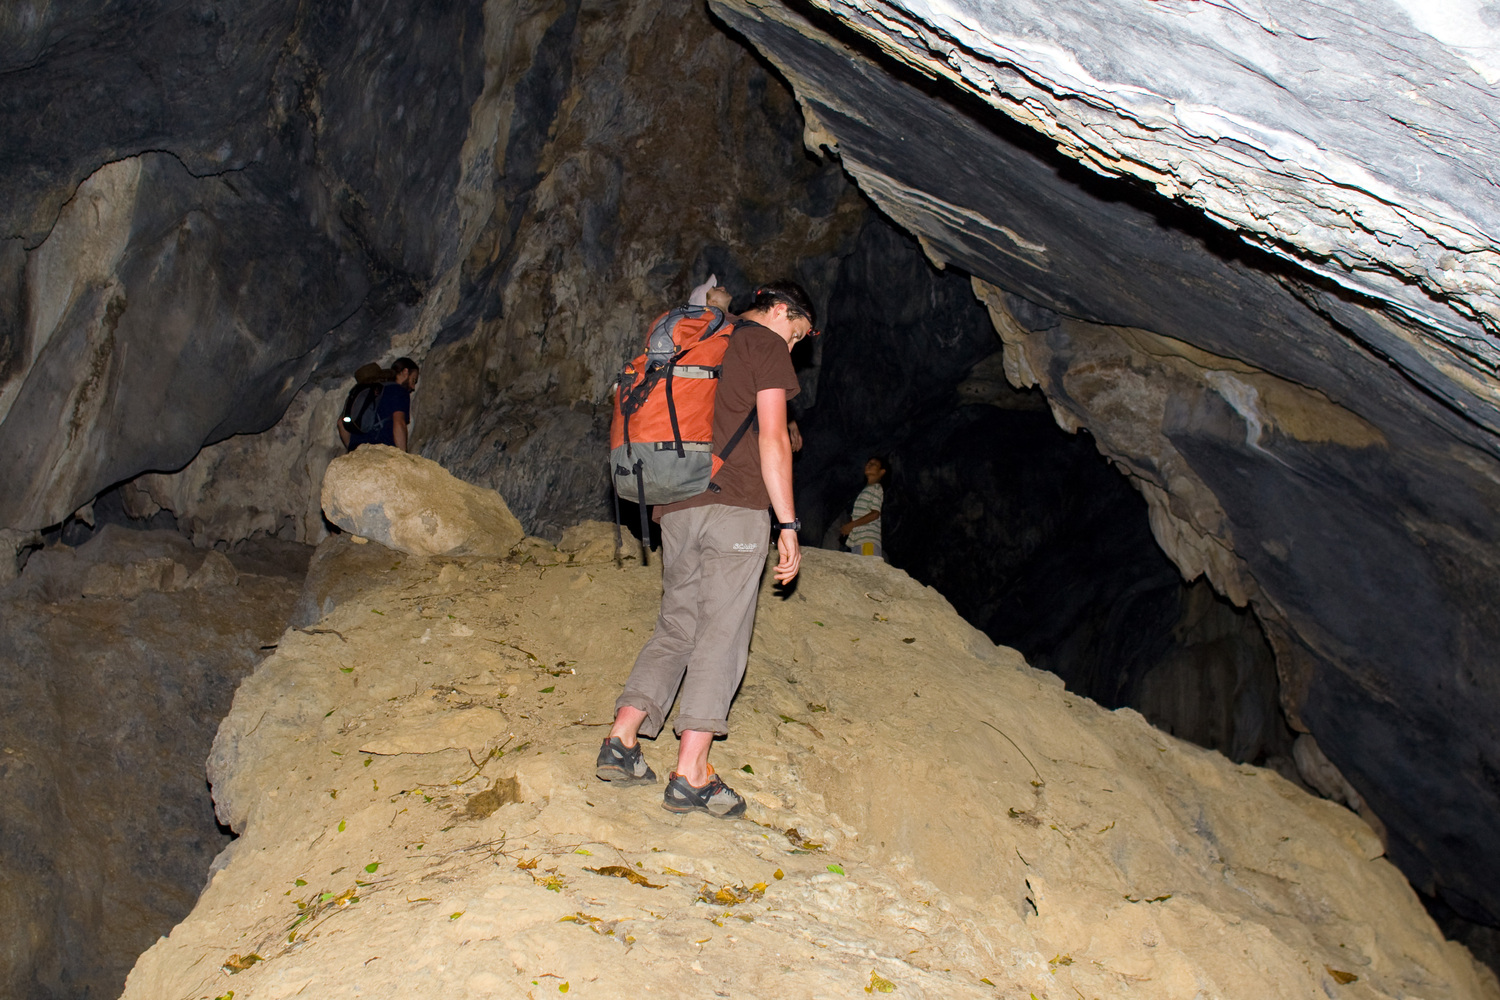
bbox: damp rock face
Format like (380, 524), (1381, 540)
(711, 0), (1500, 934)
(321, 446), (525, 559)
(0, 0), (488, 534)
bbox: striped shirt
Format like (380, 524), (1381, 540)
(846, 483), (883, 551)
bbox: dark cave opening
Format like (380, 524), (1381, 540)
(791, 214), (1293, 772)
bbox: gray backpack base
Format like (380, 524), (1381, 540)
(610, 443), (714, 508)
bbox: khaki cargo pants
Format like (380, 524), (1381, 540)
(615, 504), (770, 737)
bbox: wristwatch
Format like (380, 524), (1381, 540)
(771, 518), (801, 532)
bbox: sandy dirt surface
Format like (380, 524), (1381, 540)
(122, 534), (1497, 1000)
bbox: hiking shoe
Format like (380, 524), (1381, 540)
(662, 766), (747, 818)
(595, 737), (657, 785)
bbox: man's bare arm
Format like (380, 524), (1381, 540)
(757, 387), (799, 584)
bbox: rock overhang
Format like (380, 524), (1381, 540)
(707, 0), (1500, 925)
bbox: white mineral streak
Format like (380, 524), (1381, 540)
(802, 0), (1500, 379)
(848, 161), (1050, 270)
(1396, 0), (1500, 84)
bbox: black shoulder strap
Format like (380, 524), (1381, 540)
(718, 410), (757, 464)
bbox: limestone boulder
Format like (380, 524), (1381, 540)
(321, 446), (524, 559)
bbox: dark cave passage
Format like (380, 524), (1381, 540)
(792, 216), (1290, 770)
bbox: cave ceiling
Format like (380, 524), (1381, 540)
(2, 0), (1499, 942)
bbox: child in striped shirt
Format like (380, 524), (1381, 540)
(840, 457), (887, 558)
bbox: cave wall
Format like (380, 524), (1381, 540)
(710, 0), (1500, 927)
(0, 527), (306, 1000)
(409, 0), (864, 538)
(8, 0), (1500, 957)
(2, 0), (868, 553)
(0, 0), (498, 559)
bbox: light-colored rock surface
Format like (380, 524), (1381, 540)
(321, 447), (525, 558)
(129, 384), (349, 549)
(13, 524), (226, 602)
(784, 0), (1500, 373)
(123, 547), (1495, 1000)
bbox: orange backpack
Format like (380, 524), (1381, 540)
(609, 305), (757, 557)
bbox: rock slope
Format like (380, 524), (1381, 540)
(123, 538), (1495, 1000)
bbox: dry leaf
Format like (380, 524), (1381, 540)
(698, 883), (765, 906)
(586, 865), (664, 889)
(222, 953), (263, 974)
(866, 970), (896, 993)
(1326, 967), (1359, 985)
(785, 828), (824, 850)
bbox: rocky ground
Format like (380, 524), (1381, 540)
(121, 531), (1496, 1000)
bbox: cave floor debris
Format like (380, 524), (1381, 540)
(123, 538), (1497, 1000)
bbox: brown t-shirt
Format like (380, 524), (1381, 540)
(660, 319), (799, 516)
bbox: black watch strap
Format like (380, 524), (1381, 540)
(771, 518), (801, 531)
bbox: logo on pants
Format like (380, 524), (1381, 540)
(732, 542), (759, 552)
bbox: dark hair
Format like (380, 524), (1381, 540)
(749, 280), (816, 326)
(391, 357), (419, 374)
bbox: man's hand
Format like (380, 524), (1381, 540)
(774, 528), (801, 584)
(788, 420), (803, 453)
(839, 521), (852, 537)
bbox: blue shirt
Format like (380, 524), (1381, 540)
(348, 383), (411, 450)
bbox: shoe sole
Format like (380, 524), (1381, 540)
(595, 764), (657, 785)
(661, 797), (746, 818)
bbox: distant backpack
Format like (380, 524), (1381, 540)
(608, 305), (756, 562)
(340, 364), (392, 439)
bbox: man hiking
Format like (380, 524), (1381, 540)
(340, 357), (420, 452)
(597, 280), (817, 817)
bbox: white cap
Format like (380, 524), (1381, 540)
(687, 274), (718, 307)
